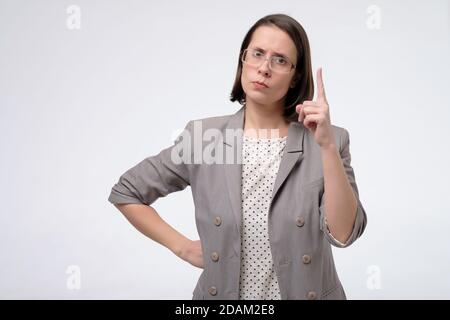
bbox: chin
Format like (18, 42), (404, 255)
(245, 94), (267, 105)
(245, 91), (281, 106)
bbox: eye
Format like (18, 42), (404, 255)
(251, 50), (263, 57)
(274, 57), (287, 65)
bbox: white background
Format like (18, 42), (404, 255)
(1, 0), (449, 299)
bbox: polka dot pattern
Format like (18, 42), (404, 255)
(238, 134), (287, 300)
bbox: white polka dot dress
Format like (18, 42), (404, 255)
(238, 134), (287, 300)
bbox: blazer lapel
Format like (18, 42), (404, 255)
(270, 121), (305, 207)
(222, 106), (305, 249)
(222, 106), (245, 256)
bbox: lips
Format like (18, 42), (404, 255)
(253, 81), (268, 88)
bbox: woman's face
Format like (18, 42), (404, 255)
(241, 25), (298, 107)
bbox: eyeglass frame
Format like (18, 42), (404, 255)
(241, 48), (296, 73)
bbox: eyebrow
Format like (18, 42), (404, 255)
(251, 46), (289, 58)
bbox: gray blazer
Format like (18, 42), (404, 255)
(108, 105), (367, 300)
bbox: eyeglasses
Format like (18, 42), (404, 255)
(241, 48), (296, 73)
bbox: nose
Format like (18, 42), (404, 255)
(257, 60), (271, 77)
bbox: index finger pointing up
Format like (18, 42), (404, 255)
(316, 67), (327, 102)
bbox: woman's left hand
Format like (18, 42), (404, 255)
(296, 68), (336, 149)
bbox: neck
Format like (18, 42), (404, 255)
(243, 100), (289, 137)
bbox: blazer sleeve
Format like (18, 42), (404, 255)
(318, 128), (368, 248)
(107, 120), (193, 206)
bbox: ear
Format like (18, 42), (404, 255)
(290, 73), (299, 88)
(290, 80), (297, 88)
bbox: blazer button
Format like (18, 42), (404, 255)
(296, 217), (305, 227)
(307, 291), (317, 300)
(211, 252), (219, 262)
(214, 217), (222, 226)
(302, 254), (311, 264)
(208, 286), (217, 296)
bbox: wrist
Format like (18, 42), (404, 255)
(320, 143), (338, 153)
(173, 236), (191, 258)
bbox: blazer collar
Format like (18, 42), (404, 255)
(223, 105), (304, 153)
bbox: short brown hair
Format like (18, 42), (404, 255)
(230, 13), (314, 123)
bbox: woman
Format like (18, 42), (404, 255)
(108, 13), (367, 300)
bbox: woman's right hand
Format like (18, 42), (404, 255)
(179, 239), (204, 269)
